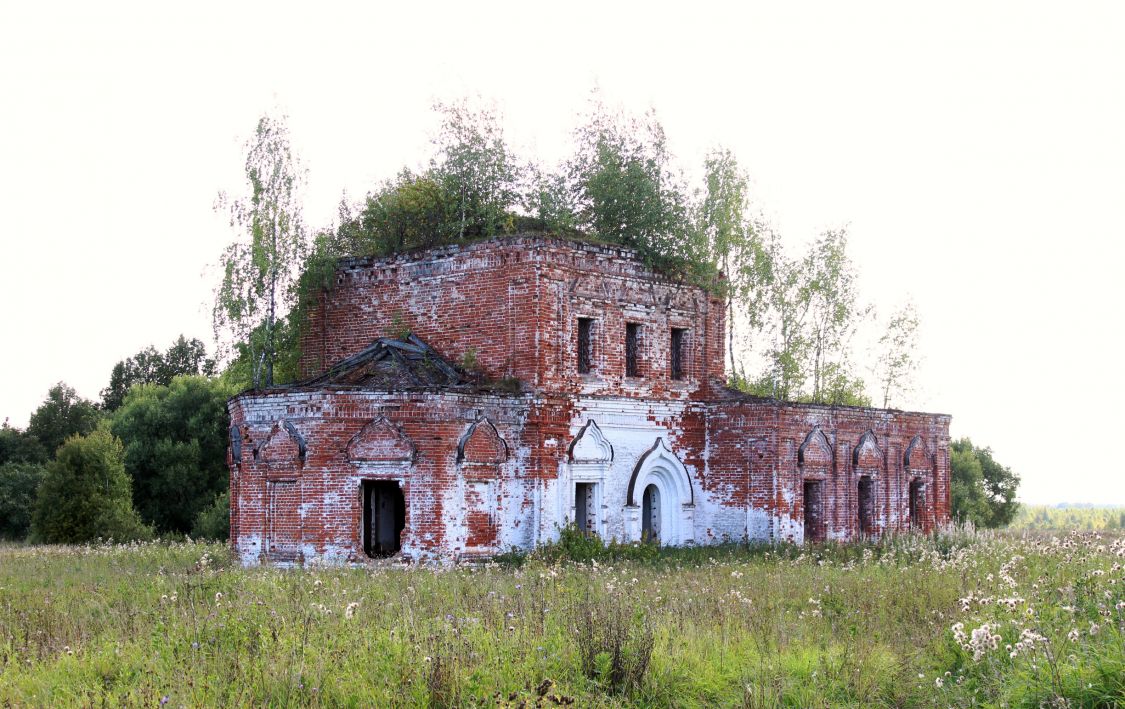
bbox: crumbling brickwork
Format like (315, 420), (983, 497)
(230, 236), (951, 564)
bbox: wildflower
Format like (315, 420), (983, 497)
(1089, 622), (1100, 636)
(935, 677), (944, 688)
(345, 602), (360, 619)
(1067, 628), (1079, 642)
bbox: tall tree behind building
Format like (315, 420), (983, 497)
(213, 113), (307, 388)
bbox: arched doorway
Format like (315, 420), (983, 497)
(362, 480), (405, 557)
(627, 438), (694, 545)
(641, 484), (661, 542)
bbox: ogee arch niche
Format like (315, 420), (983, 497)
(626, 438), (694, 545)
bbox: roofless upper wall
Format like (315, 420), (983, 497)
(298, 235), (727, 399)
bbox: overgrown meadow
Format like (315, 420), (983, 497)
(1, 530), (1123, 707)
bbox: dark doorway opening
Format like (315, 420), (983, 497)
(641, 484), (661, 543)
(575, 482), (594, 535)
(858, 477), (874, 536)
(362, 480), (405, 557)
(909, 480), (923, 528)
(803, 480), (825, 543)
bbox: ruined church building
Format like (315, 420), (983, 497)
(227, 236), (951, 564)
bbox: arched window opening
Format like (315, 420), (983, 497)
(641, 484), (661, 542)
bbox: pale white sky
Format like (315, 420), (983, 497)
(1, 1), (1122, 504)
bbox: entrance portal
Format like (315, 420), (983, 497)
(641, 484), (661, 542)
(362, 480), (405, 557)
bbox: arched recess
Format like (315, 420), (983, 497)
(853, 430), (883, 471)
(458, 418), (509, 554)
(626, 438), (695, 545)
(568, 420), (613, 464)
(258, 419), (306, 469)
(904, 435), (935, 530)
(904, 435), (932, 472)
(798, 426), (833, 472)
(798, 426), (832, 543)
(566, 420), (613, 537)
(347, 417), (415, 463)
(229, 425), (244, 468)
(457, 418), (508, 466)
(853, 430), (883, 537)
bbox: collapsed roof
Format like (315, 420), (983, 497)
(298, 334), (467, 390)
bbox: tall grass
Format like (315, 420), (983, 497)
(0, 529), (1122, 707)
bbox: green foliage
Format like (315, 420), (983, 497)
(562, 101), (699, 279)
(0, 462), (46, 540)
(737, 230), (873, 405)
(531, 525), (661, 564)
(192, 490), (230, 541)
(213, 113), (308, 388)
(696, 148), (772, 375)
(26, 382), (101, 457)
(0, 420), (47, 465)
(110, 376), (232, 535)
(101, 336), (216, 411)
(217, 314), (302, 391)
(29, 428), (150, 543)
(331, 102), (521, 258)
(950, 438), (1020, 528)
(431, 99), (521, 240)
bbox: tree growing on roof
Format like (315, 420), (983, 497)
(213, 113), (308, 389)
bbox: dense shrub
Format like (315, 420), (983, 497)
(0, 462), (46, 540)
(191, 490), (230, 541)
(30, 429), (150, 543)
(110, 376), (231, 534)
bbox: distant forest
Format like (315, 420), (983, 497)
(1009, 504), (1125, 531)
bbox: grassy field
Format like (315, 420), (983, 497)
(1, 530), (1123, 707)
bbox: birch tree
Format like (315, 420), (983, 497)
(213, 114), (307, 388)
(873, 301), (920, 408)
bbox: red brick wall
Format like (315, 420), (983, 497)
(298, 236), (726, 400)
(703, 398), (951, 542)
(230, 236), (951, 564)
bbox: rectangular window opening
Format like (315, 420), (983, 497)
(670, 328), (687, 380)
(625, 323), (641, 378)
(577, 318), (594, 374)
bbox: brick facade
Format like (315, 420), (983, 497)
(229, 236), (951, 564)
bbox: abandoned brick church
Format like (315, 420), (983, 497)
(227, 235), (951, 564)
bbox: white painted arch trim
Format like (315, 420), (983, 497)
(626, 437), (695, 545)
